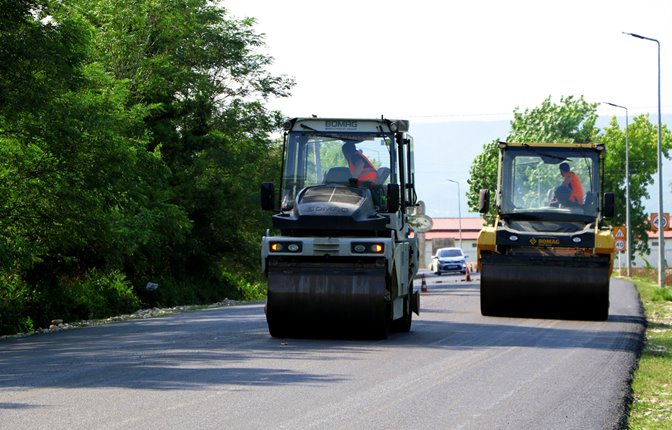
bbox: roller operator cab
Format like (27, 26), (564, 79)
(260, 117), (420, 338)
(477, 142), (615, 320)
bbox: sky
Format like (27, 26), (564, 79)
(225, 0), (672, 120)
(224, 0), (672, 218)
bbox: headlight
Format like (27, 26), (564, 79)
(269, 242), (302, 253)
(351, 242), (384, 254)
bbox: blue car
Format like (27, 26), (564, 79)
(431, 247), (467, 275)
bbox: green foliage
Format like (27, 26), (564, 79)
(598, 116), (672, 258)
(0, 0), (292, 335)
(236, 279), (267, 302)
(138, 270), (259, 309)
(467, 95), (672, 264)
(66, 0), (291, 282)
(1, 269), (141, 335)
(0, 272), (34, 334)
(61, 270), (142, 320)
(509, 95), (599, 143)
(0, 0), (90, 119)
(467, 96), (600, 215)
(222, 271), (266, 302)
(630, 271), (672, 300)
(467, 139), (500, 222)
(629, 277), (672, 429)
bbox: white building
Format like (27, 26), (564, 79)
(421, 217), (485, 269)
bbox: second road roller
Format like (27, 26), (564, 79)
(477, 142), (616, 320)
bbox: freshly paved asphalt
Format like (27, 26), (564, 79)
(0, 274), (643, 429)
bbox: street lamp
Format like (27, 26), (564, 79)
(447, 179), (462, 249)
(624, 32), (665, 287)
(603, 102), (631, 277)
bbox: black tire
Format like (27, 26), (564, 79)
(267, 319), (290, 338)
(372, 304), (391, 339)
(593, 303), (609, 321)
(577, 296), (610, 321)
(480, 279), (499, 316)
(392, 282), (413, 333)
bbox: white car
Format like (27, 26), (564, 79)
(431, 247), (467, 275)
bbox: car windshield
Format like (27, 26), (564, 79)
(280, 131), (396, 210)
(500, 146), (600, 219)
(438, 249), (462, 258)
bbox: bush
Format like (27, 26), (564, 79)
(1, 267), (265, 336)
(222, 271), (266, 302)
(137, 270), (265, 308)
(0, 273), (34, 335)
(61, 270), (142, 321)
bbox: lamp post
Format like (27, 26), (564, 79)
(447, 179), (462, 249)
(604, 102), (631, 277)
(624, 32), (665, 287)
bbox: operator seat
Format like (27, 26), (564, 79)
(376, 167), (390, 184)
(324, 167), (353, 186)
(583, 191), (595, 212)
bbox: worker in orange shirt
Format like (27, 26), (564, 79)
(554, 162), (584, 206)
(341, 142), (378, 185)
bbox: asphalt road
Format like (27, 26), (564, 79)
(0, 274), (644, 430)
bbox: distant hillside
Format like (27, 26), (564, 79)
(412, 120), (510, 218)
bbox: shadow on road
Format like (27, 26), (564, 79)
(0, 281), (645, 392)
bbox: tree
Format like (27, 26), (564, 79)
(59, 0), (294, 289)
(599, 115), (672, 259)
(0, 0), (293, 333)
(509, 95), (599, 144)
(466, 139), (500, 221)
(1, 0), (194, 329)
(467, 96), (599, 218)
(467, 95), (672, 261)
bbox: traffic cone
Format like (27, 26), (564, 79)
(465, 265), (471, 282)
(421, 273), (428, 292)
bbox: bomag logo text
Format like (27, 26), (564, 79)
(325, 120), (358, 130)
(305, 206), (348, 213)
(534, 238), (561, 246)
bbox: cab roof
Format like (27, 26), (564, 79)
(500, 141), (605, 151)
(283, 117), (409, 133)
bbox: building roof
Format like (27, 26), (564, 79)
(424, 217), (485, 240)
(646, 230), (672, 239)
(430, 217), (486, 230)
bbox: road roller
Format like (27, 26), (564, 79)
(260, 117), (420, 338)
(477, 142), (615, 320)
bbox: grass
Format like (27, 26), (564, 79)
(627, 272), (672, 429)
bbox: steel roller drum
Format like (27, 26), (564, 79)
(480, 253), (611, 320)
(265, 260), (390, 338)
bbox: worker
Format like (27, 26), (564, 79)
(341, 141), (378, 185)
(554, 162), (584, 206)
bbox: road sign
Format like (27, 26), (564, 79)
(612, 226), (626, 252)
(650, 213), (670, 231)
(615, 239), (626, 252)
(612, 226), (626, 239)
